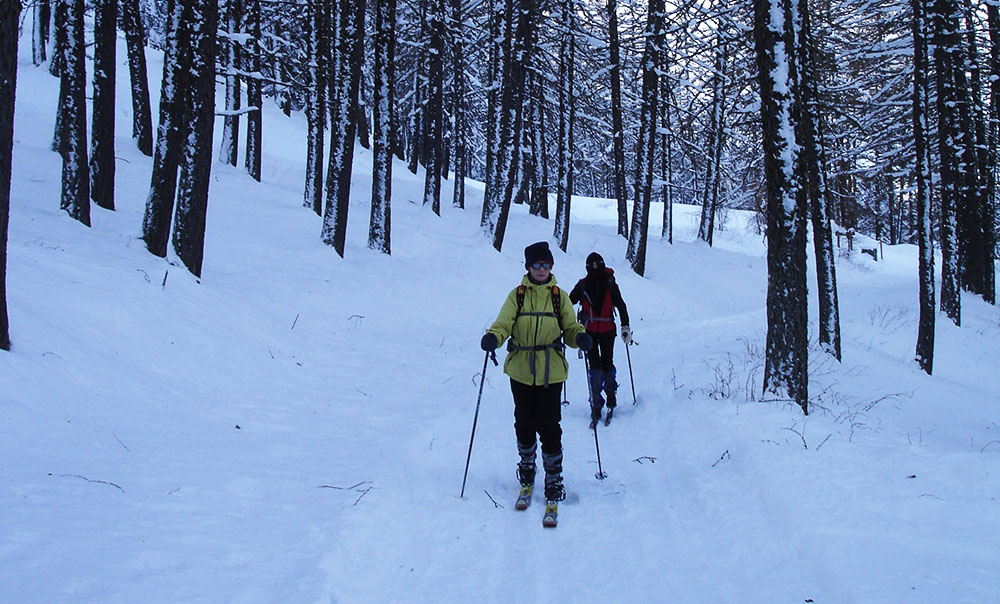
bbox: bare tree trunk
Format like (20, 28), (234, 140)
(219, 0), (242, 167)
(450, 0), (466, 209)
(244, 0), (261, 181)
(58, 0), (90, 227)
(90, 0), (116, 211)
(912, 0), (936, 374)
(32, 1), (49, 66)
(142, 0), (193, 257)
(121, 0), (153, 156)
(321, 0), (366, 257)
(172, 0), (217, 278)
(553, 0), (575, 251)
(369, 0), (395, 254)
(304, 0), (325, 214)
(933, 0), (962, 326)
(797, 0), (841, 361)
(607, 0), (627, 238)
(0, 0), (20, 350)
(626, 0), (664, 276)
(753, 0), (809, 413)
(422, 0), (445, 216)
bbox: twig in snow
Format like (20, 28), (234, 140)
(137, 269), (150, 283)
(711, 450), (731, 467)
(633, 456), (657, 465)
(291, 313), (300, 330)
(318, 481), (375, 506)
(161, 270), (169, 290)
(980, 440), (1000, 453)
(484, 490), (503, 508)
(816, 434), (832, 451)
(112, 432), (131, 452)
(783, 425), (808, 449)
(50, 473), (124, 492)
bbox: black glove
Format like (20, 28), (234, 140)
(480, 333), (499, 351)
(576, 332), (593, 352)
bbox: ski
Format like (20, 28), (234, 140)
(515, 485), (533, 510)
(542, 501), (558, 527)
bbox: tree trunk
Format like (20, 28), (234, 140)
(172, 0), (217, 278)
(244, 0), (262, 181)
(304, 0), (325, 214)
(369, 0), (395, 254)
(797, 0), (841, 361)
(422, 0), (445, 216)
(321, 0), (366, 257)
(90, 0), (116, 211)
(607, 0), (627, 238)
(121, 0), (153, 156)
(58, 0), (90, 227)
(933, 0), (962, 326)
(484, 0), (541, 252)
(219, 0), (242, 168)
(450, 0), (466, 209)
(626, 0), (664, 276)
(32, 1), (49, 66)
(142, 0), (194, 257)
(912, 0), (936, 374)
(0, 0), (20, 350)
(753, 0), (809, 413)
(553, 0), (575, 251)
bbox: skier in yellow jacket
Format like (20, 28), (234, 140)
(481, 241), (592, 504)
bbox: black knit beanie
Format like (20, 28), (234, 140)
(524, 241), (554, 268)
(586, 252), (605, 268)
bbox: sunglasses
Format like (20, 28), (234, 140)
(530, 261), (553, 270)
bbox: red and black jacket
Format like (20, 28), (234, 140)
(569, 268), (630, 335)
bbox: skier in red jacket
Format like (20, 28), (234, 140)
(569, 252), (631, 427)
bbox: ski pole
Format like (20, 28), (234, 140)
(582, 353), (607, 479)
(625, 340), (636, 405)
(461, 349), (495, 498)
(592, 404), (608, 480)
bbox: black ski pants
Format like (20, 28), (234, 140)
(511, 378), (562, 457)
(585, 332), (616, 372)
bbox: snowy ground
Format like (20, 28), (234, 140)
(2, 28), (999, 604)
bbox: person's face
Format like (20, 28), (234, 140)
(528, 261), (553, 281)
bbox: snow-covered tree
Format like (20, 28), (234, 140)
(753, 0), (809, 413)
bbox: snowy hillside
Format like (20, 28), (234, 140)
(2, 30), (999, 604)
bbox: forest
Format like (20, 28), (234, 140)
(1, 0), (997, 410)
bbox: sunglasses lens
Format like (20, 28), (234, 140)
(532, 262), (551, 270)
